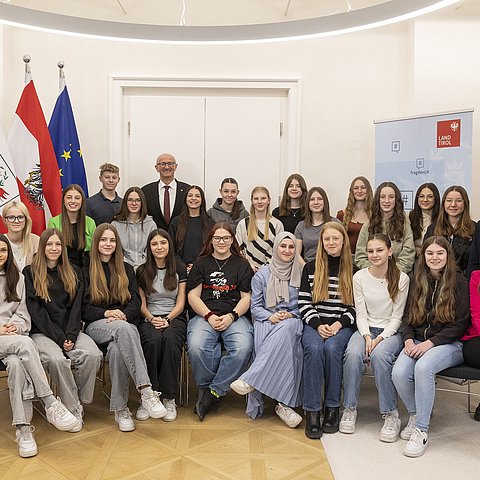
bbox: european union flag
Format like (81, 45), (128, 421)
(49, 83), (89, 196)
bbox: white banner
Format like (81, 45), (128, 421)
(375, 110), (473, 210)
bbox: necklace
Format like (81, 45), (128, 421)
(291, 208), (300, 218)
(213, 256), (230, 271)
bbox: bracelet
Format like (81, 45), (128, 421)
(165, 317), (171, 324)
(230, 311), (239, 321)
(145, 315), (153, 323)
(204, 311), (215, 321)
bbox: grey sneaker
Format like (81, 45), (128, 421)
(404, 428), (428, 457)
(16, 426), (37, 458)
(45, 397), (78, 431)
(400, 414), (416, 440)
(275, 403), (302, 428)
(162, 398), (177, 422)
(339, 408), (357, 434)
(379, 413), (401, 443)
(115, 408), (135, 432)
(135, 404), (150, 421)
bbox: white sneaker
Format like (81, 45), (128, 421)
(135, 404), (150, 421)
(141, 390), (167, 419)
(15, 426), (37, 458)
(379, 413), (401, 443)
(404, 428), (428, 457)
(69, 405), (83, 433)
(162, 398), (177, 422)
(275, 403), (302, 428)
(339, 408), (357, 434)
(400, 414), (417, 440)
(45, 398), (78, 431)
(230, 379), (254, 395)
(115, 408), (135, 432)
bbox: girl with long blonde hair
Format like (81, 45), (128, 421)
(2, 200), (39, 270)
(82, 223), (167, 432)
(236, 186), (284, 271)
(299, 222), (356, 439)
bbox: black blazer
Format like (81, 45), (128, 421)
(142, 180), (189, 230)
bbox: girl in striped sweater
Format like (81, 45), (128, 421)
(300, 222), (356, 439)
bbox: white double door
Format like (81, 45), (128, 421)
(126, 92), (287, 208)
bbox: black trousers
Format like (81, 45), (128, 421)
(137, 316), (187, 398)
(462, 337), (480, 369)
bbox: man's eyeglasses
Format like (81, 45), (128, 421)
(156, 162), (177, 168)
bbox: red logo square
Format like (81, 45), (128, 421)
(437, 119), (461, 148)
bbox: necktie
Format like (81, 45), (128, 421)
(164, 185), (171, 225)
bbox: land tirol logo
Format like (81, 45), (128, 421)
(437, 119), (461, 148)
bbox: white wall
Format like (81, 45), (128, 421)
(1, 3), (479, 216)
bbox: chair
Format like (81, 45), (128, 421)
(436, 363), (480, 413)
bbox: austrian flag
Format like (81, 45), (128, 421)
(7, 80), (63, 234)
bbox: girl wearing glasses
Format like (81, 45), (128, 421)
(187, 222), (254, 421)
(112, 187), (156, 270)
(24, 229), (102, 432)
(82, 224), (167, 432)
(0, 234), (78, 457)
(169, 185), (214, 273)
(2, 201), (39, 270)
(135, 229), (187, 422)
(236, 186), (284, 271)
(48, 184), (96, 268)
(424, 185), (475, 275)
(408, 183), (441, 257)
(355, 182), (415, 275)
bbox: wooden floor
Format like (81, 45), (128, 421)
(0, 373), (333, 480)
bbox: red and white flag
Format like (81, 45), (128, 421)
(0, 127), (20, 233)
(8, 79), (62, 234)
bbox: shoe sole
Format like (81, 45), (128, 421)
(379, 434), (399, 443)
(68, 421), (83, 433)
(162, 414), (177, 422)
(400, 430), (413, 440)
(48, 419), (79, 431)
(118, 424), (135, 432)
(339, 425), (355, 434)
(136, 413), (150, 421)
(404, 446), (427, 458)
(19, 447), (38, 458)
(305, 429), (323, 439)
(322, 426), (339, 434)
(147, 409), (167, 419)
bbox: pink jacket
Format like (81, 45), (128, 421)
(462, 269), (480, 341)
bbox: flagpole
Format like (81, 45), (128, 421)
(23, 54), (31, 84)
(58, 60), (66, 92)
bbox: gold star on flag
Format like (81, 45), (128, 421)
(77, 148), (83, 158)
(59, 168), (63, 177)
(61, 150), (71, 161)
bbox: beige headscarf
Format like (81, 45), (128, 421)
(266, 231), (302, 308)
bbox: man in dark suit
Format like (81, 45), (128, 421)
(142, 153), (189, 230)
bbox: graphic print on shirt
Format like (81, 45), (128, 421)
(204, 270), (236, 300)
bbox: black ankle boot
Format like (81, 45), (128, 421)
(322, 407), (340, 433)
(305, 411), (322, 439)
(195, 388), (215, 421)
(474, 403), (480, 421)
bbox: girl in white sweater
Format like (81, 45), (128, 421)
(340, 233), (409, 442)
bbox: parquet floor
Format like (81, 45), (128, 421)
(0, 373), (333, 480)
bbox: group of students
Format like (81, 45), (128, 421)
(1, 162), (479, 462)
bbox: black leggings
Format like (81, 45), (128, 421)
(462, 337), (480, 369)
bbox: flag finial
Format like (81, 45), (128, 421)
(23, 54), (31, 83)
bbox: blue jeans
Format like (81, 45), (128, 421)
(392, 340), (463, 431)
(343, 328), (403, 413)
(187, 315), (253, 396)
(302, 324), (353, 411)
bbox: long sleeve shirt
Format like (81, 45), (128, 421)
(355, 219), (415, 274)
(82, 262), (141, 326)
(24, 265), (83, 346)
(400, 272), (470, 346)
(250, 265), (300, 322)
(353, 268), (409, 339)
(299, 255), (356, 330)
(0, 272), (31, 335)
(462, 269), (480, 341)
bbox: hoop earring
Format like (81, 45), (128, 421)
(388, 255), (393, 260)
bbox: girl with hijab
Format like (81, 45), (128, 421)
(230, 232), (303, 428)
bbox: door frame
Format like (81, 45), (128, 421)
(109, 76), (301, 190)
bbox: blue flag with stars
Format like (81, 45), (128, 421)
(49, 82), (89, 196)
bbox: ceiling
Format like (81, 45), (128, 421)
(1, 1), (396, 26)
